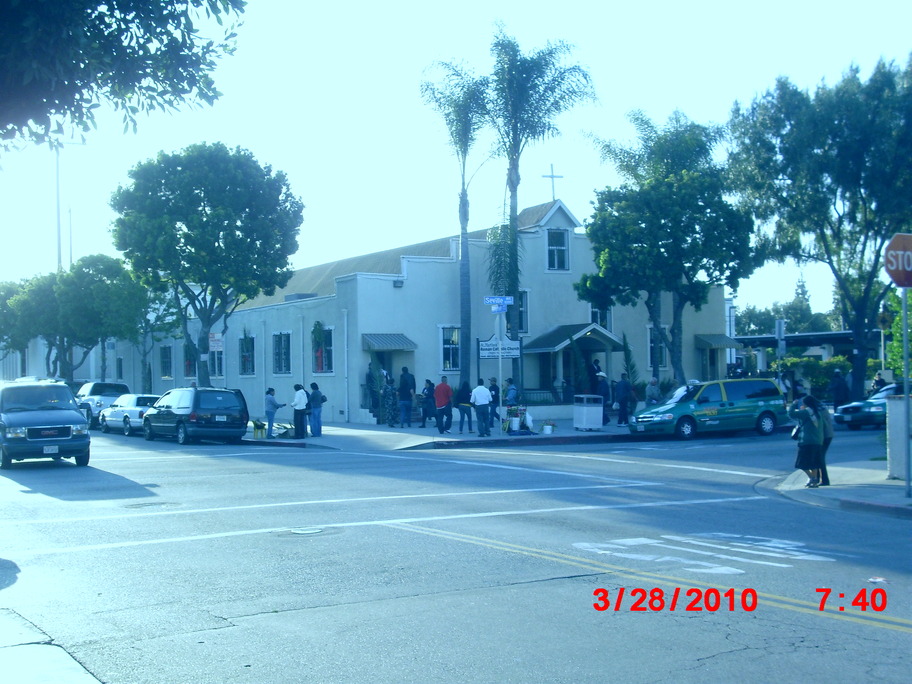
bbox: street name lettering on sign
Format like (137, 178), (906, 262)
(884, 233), (912, 288)
(483, 296), (514, 306)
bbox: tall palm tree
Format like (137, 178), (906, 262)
(422, 64), (488, 379)
(486, 31), (594, 383)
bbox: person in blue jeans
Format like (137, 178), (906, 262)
(308, 382), (324, 436)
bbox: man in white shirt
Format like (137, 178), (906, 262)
(470, 378), (493, 437)
(291, 383), (309, 439)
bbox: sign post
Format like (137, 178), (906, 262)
(884, 233), (912, 498)
(484, 297), (514, 390)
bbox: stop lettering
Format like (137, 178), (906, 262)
(885, 233), (912, 288)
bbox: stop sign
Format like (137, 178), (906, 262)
(885, 233), (912, 288)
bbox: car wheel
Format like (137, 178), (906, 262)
(0, 449), (11, 470)
(75, 449), (90, 467)
(123, 417), (133, 436)
(176, 423), (192, 445)
(143, 421), (156, 441)
(100, 416), (110, 433)
(755, 412), (776, 436)
(84, 408), (95, 429)
(847, 423), (862, 431)
(675, 416), (697, 440)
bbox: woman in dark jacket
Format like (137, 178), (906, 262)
(787, 394), (825, 487)
(420, 379), (436, 428)
(455, 381), (474, 434)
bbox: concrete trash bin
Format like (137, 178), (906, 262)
(574, 394), (603, 430)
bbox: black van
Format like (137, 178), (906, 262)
(142, 387), (249, 445)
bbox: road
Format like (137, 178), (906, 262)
(1, 429), (909, 683)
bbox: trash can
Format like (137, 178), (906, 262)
(574, 394), (603, 430)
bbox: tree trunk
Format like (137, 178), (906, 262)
(195, 326), (211, 387)
(458, 186), (472, 381)
(506, 156), (522, 388)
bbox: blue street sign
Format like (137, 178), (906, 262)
(483, 296), (514, 306)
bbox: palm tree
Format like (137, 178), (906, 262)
(486, 31), (594, 382)
(422, 64), (488, 379)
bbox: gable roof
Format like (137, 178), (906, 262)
(517, 199), (581, 229)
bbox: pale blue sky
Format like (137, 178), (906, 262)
(1, 0), (910, 314)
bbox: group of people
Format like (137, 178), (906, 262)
(374, 369), (520, 437)
(787, 392), (834, 488)
(263, 382), (326, 440)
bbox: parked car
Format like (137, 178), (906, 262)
(99, 394), (161, 436)
(75, 382), (131, 429)
(629, 378), (788, 439)
(0, 379), (90, 469)
(833, 383), (903, 430)
(142, 387), (249, 445)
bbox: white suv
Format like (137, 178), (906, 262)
(75, 382), (130, 429)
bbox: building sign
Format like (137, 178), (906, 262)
(479, 334), (520, 359)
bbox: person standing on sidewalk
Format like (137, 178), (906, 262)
(787, 394), (825, 487)
(470, 378), (493, 437)
(264, 388), (285, 439)
(398, 366), (416, 427)
(455, 380), (474, 434)
(308, 382), (324, 436)
(819, 401), (834, 486)
(434, 375), (454, 434)
(488, 378), (501, 430)
(291, 383), (309, 439)
(615, 373), (634, 426)
(419, 379), (436, 428)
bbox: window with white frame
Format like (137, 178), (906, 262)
(160, 346), (172, 379)
(441, 327), (460, 371)
(313, 328), (333, 373)
(506, 291), (529, 336)
(239, 335), (255, 375)
(208, 350), (224, 377)
(648, 326), (668, 369)
(547, 229), (569, 270)
(116, 356), (123, 380)
(273, 332), (291, 374)
(591, 305), (612, 329)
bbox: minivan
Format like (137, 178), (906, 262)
(629, 378), (788, 439)
(142, 387), (249, 445)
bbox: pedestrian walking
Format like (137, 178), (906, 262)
(488, 377), (501, 430)
(615, 373), (634, 426)
(819, 401), (834, 486)
(419, 379), (436, 428)
(382, 377), (398, 427)
(398, 366), (416, 427)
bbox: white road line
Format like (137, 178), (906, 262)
(22, 496), (765, 556)
(486, 449), (767, 477)
(0, 482), (656, 526)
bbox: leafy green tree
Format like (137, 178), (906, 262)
(485, 30), (594, 383)
(0, 0), (245, 147)
(0, 281), (27, 361)
(111, 142), (303, 386)
(131, 288), (182, 393)
(422, 64), (488, 379)
(577, 111), (763, 383)
(728, 57), (912, 399)
(736, 279), (834, 336)
(6, 256), (139, 380)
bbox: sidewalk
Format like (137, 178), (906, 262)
(245, 418), (912, 520)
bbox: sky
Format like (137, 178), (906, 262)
(1, 0), (910, 315)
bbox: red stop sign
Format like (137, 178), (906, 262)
(885, 233), (912, 288)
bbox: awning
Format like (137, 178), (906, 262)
(362, 333), (418, 351)
(524, 323), (623, 353)
(695, 334), (742, 350)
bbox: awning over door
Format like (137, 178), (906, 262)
(524, 323), (623, 353)
(362, 333), (418, 351)
(694, 334), (742, 350)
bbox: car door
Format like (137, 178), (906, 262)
(149, 390), (176, 435)
(692, 382), (726, 430)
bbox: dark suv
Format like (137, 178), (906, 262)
(142, 387), (249, 445)
(0, 380), (91, 469)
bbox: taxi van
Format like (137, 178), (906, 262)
(629, 378), (788, 439)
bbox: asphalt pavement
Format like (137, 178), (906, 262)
(3, 414), (909, 683)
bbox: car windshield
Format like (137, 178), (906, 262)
(136, 396), (158, 407)
(668, 385), (700, 404)
(92, 383), (130, 396)
(870, 385), (898, 401)
(2, 386), (80, 412)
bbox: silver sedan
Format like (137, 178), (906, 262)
(99, 394), (161, 436)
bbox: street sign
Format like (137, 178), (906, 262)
(491, 305), (507, 313)
(483, 296), (514, 306)
(885, 233), (912, 288)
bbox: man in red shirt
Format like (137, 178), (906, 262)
(434, 375), (454, 434)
